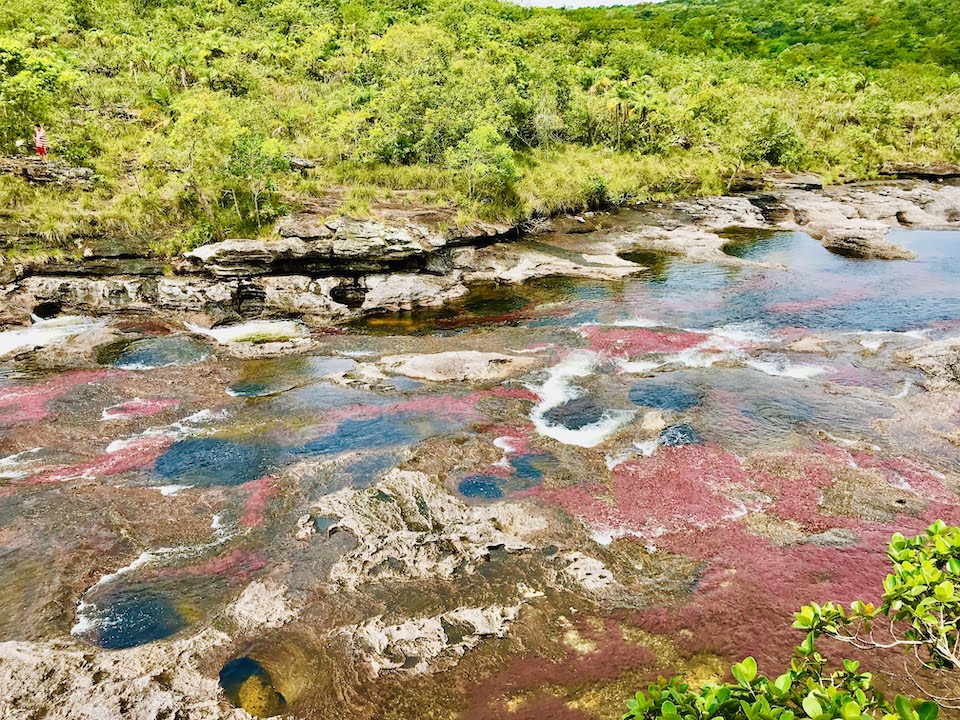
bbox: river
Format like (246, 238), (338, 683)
(1, 224), (959, 719)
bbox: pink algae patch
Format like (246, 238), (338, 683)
(463, 617), (657, 720)
(26, 434), (175, 484)
(102, 397), (180, 420)
(579, 326), (707, 357)
(157, 548), (266, 582)
(766, 290), (871, 314)
(0, 369), (115, 424)
(532, 445), (750, 537)
(240, 476), (280, 527)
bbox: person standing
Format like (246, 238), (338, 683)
(34, 125), (48, 160)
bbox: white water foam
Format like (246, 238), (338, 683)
(0, 315), (105, 358)
(72, 512), (237, 636)
(528, 351), (634, 448)
(187, 319), (309, 344)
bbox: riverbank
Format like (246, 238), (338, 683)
(2, 168), (959, 335)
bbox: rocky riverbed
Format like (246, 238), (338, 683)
(1, 180), (959, 720)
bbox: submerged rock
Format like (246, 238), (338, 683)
(820, 226), (917, 260)
(378, 351), (539, 383)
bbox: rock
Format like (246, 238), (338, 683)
(360, 273), (468, 313)
(294, 513), (316, 541)
(345, 604), (520, 677)
(898, 336), (960, 390)
(788, 336), (828, 353)
(260, 275), (351, 319)
(287, 156), (317, 172)
(640, 411), (667, 434)
(0, 156), (94, 186)
(765, 171), (824, 190)
(0, 630), (250, 720)
(561, 552), (616, 592)
(274, 212), (334, 239)
(880, 162), (960, 180)
(228, 580), (298, 632)
(820, 226), (917, 260)
(311, 469), (547, 590)
(457, 244), (641, 284)
(379, 351), (539, 383)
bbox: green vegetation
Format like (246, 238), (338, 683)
(1, 0), (959, 251)
(623, 522), (960, 720)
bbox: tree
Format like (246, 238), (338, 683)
(623, 523), (960, 720)
(445, 125), (520, 204)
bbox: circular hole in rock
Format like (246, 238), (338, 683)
(219, 657), (286, 716)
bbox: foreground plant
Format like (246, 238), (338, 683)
(624, 522), (960, 720)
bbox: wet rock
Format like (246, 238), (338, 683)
(0, 630), (248, 720)
(378, 351), (539, 383)
(311, 469), (547, 589)
(820, 226), (917, 260)
(345, 604), (520, 676)
(898, 336), (960, 390)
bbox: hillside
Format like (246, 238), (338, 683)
(1, 0), (959, 256)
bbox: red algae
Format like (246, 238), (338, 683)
(0, 370), (115, 424)
(579, 327), (708, 358)
(767, 290), (872, 314)
(101, 397), (180, 420)
(25, 434), (175, 484)
(240, 476), (280, 528)
(532, 446), (750, 538)
(462, 618), (657, 720)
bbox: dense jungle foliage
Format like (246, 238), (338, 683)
(1, 0), (959, 251)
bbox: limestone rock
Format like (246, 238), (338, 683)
(379, 350), (539, 383)
(899, 336), (960, 390)
(820, 226), (917, 260)
(312, 469), (547, 589)
(345, 604), (520, 677)
(227, 580), (298, 632)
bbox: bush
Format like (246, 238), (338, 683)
(624, 522), (960, 720)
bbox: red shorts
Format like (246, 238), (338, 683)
(36, 146), (46, 155)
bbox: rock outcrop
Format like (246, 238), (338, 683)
(1, 179), (959, 327)
(311, 469), (548, 590)
(379, 351), (540, 383)
(899, 336), (960, 390)
(0, 156), (94, 186)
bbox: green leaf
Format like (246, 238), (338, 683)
(737, 657), (757, 683)
(841, 701), (862, 720)
(895, 695), (918, 720)
(934, 581), (954, 601)
(773, 673), (792, 695)
(916, 701), (938, 720)
(802, 695), (823, 719)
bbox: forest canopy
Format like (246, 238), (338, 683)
(1, 0), (959, 248)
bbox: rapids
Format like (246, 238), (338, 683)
(1, 226), (959, 719)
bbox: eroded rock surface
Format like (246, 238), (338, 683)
(379, 351), (539, 383)
(312, 469), (548, 589)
